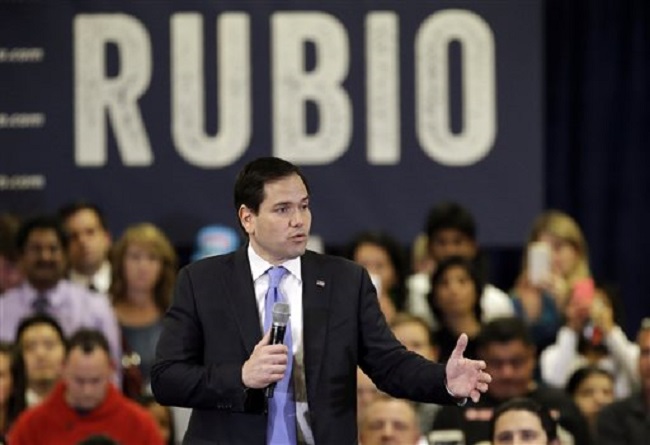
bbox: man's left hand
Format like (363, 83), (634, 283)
(445, 333), (491, 403)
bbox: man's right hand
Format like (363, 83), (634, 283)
(241, 330), (289, 388)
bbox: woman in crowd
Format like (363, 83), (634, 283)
(348, 231), (408, 322)
(566, 366), (615, 437)
(428, 256), (483, 362)
(540, 283), (638, 399)
(110, 223), (177, 397)
(7, 315), (67, 427)
(490, 397), (560, 445)
(510, 210), (590, 351)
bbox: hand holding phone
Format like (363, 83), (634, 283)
(527, 241), (551, 287)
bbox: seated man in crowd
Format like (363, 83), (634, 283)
(490, 397), (561, 445)
(431, 317), (590, 445)
(7, 329), (163, 445)
(359, 395), (422, 445)
(596, 318), (650, 444)
(0, 216), (121, 370)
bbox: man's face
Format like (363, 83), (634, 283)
(392, 322), (437, 361)
(359, 399), (420, 445)
(638, 330), (650, 392)
(429, 228), (477, 262)
(480, 340), (536, 401)
(493, 409), (550, 445)
(63, 209), (111, 275)
(21, 323), (66, 387)
(64, 347), (113, 410)
(20, 228), (67, 291)
(240, 174), (311, 265)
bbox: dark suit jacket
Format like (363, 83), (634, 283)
(152, 248), (454, 444)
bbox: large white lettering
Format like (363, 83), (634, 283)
(171, 13), (251, 168)
(415, 9), (496, 166)
(366, 12), (400, 165)
(74, 14), (152, 166)
(271, 12), (352, 165)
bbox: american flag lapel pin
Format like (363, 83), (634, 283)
(316, 280), (325, 288)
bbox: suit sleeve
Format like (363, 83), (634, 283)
(356, 267), (455, 405)
(151, 267), (259, 412)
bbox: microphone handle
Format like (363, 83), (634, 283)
(265, 323), (287, 399)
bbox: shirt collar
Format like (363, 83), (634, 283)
(247, 244), (302, 282)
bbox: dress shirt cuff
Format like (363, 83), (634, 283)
(444, 378), (468, 407)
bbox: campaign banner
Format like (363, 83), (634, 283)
(0, 0), (543, 249)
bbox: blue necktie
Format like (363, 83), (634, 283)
(264, 266), (296, 445)
(32, 294), (49, 314)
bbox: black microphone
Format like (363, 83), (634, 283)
(265, 302), (291, 398)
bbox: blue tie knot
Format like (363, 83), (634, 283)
(267, 266), (288, 290)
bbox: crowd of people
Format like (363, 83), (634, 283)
(0, 197), (647, 444)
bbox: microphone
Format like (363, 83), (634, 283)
(266, 302), (291, 398)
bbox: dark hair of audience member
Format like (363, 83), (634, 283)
(475, 317), (535, 352)
(76, 434), (119, 445)
(58, 201), (110, 232)
(347, 230), (408, 311)
(565, 365), (614, 397)
(489, 397), (558, 442)
(7, 315), (68, 428)
(68, 329), (110, 356)
(424, 202), (477, 241)
(428, 255), (484, 324)
(15, 215), (69, 253)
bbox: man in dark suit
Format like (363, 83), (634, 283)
(151, 157), (491, 444)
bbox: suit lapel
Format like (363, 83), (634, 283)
(228, 247), (263, 355)
(301, 251), (330, 404)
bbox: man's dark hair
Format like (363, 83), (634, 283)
(16, 314), (68, 351)
(424, 201), (477, 241)
(15, 215), (68, 252)
(429, 256), (484, 324)
(475, 317), (534, 353)
(490, 397), (558, 442)
(67, 329), (110, 356)
(58, 201), (109, 231)
(233, 157), (310, 215)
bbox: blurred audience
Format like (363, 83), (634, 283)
(428, 256), (483, 362)
(7, 329), (164, 445)
(357, 367), (381, 425)
(138, 394), (176, 445)
(431, 317), (590, 445)
(0, 213), (24, 294)
(490, 397), (560, 445)
(406, 202), (513, 329)
(541, 283), (638, 398)
(390, 313), (441, 434)
(0, 342), (14, 443)
(510, 210), (590, 351)
(348, 230), (408, 321)
(595, 318), (650, 444)
(0, 216), (121, 370)
(566, 366), (615, 437)
(59, 202), (113, 294)
(110, 223), (177, 396)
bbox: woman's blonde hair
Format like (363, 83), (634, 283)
(527, 209), (591, 283)
(110, 223), (178, 312)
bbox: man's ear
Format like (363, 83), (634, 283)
(238, 205), (254, 235)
